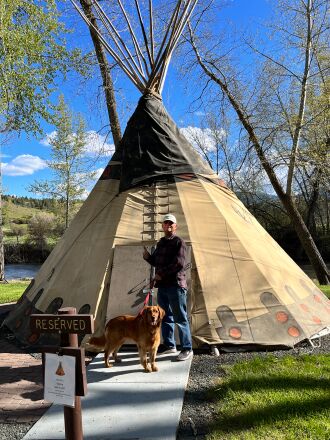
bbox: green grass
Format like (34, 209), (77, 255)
(207, 354), (330, 440)
(319, 284), (330, 298)
(0, 281), (29, 304)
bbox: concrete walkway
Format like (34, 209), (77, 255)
(23, 350), (192, 440)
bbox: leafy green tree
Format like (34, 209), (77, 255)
(29, 96), (97, 228)
(10, 223), (26, 244)
(27, 212), (55, 254)
(0, 0), (87, 280)
(0, 0), (85, 134)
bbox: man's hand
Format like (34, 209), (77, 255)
(143, 246), (150, 260)
(154, 273), (162, 281)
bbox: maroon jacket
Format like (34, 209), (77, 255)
(146, 235), (187, 288)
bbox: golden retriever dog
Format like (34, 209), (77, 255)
(88, 306), (165, 373)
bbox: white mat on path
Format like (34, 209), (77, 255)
(23, 350), (192, 440)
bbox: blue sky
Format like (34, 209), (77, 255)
(2, 0), (273, 197)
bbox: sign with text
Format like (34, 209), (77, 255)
(30, 314), (94, 334)
(44, 353), (76, 407)
(41, 347), (87, 396)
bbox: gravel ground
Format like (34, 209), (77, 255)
(0, 423), (34, 440)
(1, 324), (329, 440)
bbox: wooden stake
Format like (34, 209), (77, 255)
(59, 308), (82, 440)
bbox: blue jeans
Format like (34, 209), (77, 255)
(157, 286), (192, 350)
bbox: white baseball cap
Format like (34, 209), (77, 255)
(162, 214), (177, 224)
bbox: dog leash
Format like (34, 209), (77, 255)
(138, 280), (154, 315)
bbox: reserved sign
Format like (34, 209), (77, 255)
(30, 314), (94, 334)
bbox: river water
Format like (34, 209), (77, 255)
(5, 264), (42, 280)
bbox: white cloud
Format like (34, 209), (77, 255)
(194, 111), (205, 117)
(94, 167), (105, 179)
(40, 131), (56, 146)
(40, 130), (115, 157)
(180, 126), (226, 153)
(2, 155), (47, 176)
(84, 131), (115, 157)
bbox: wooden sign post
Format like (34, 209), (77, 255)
(31, 307), (94, 440)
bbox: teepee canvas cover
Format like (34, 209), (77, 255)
(4, 1), (330, 349)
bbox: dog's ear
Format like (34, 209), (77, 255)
(158, 306), (165, 319)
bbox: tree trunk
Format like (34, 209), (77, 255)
(79, 0), (122, 151)
(305, 175), (320, 234)
(0, 202), (4, 281)
(188, 31), (329, 284)
(65, 195), (69, 229)
(0, 163), (4, 281)
(281, 193), (329, 284)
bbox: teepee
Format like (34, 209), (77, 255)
(4, 0), (329, 349)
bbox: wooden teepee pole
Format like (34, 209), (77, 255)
(157, 0), (198, 92)
(93, 0), (147, 83)
(146, 0), (182, 90)
(116, 0), (151, 76)
(71, 0), (145, 91)
(72, 0), (199, 94)
(167, 0), (198, 56)
(149, 0), (155, 64)
(134, 0), (153, 68)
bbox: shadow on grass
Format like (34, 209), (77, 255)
(216, 375), (330, 395)
(205, 363), (330, 437)
(209, 394), (330, 433)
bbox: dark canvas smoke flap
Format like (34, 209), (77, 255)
(101, 94), (214, 191)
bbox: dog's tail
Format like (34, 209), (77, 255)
(88, 334), (106, 349)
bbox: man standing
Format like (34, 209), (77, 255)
(143, 214), (193, 361)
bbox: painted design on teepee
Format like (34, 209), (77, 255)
(46, 298), (63, 314)
(216, 291), (305, 345)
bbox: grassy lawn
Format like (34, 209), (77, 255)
(207, 354), (330, 440)
(0, 281), (29, 304)
(320, 284), (330, 298)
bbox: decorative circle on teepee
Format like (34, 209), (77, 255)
(28, 333), (40, 344)
(313, 294), (322, 303)
(229, 327), (242, 339)
(24, 306), (32, 316)
(276, 311), (288, 323)
(312, 316), (321, 324)
(300, 303), (309, 312)
(288, 326), (300, 338)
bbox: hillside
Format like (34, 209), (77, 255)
(2, 197), (53, 243)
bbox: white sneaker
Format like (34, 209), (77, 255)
(158, 346), (177, 354)
(176, 350), (193, 361)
